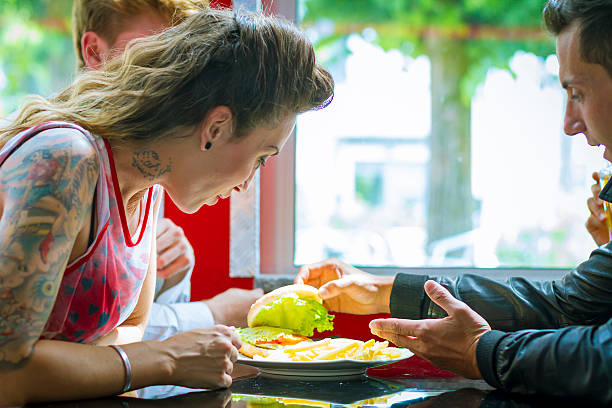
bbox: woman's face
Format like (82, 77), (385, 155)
(167, 113), (296, 213)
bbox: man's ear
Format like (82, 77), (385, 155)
(200, 106), (234, 151)
(81, 31), (111, 70)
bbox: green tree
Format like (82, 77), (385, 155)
(0, 0), (74, 115)
(301, 0), (555, 254)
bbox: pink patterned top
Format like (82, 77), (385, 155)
(0, 121), (160, 343)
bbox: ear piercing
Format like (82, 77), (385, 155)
(205, 141), (212, 150)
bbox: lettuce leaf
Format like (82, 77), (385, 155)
(236, 326), (298, 344)
(250, 295), (334, 337)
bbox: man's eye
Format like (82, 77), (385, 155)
(569, 89), (582, 102)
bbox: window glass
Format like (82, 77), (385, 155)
(294, 0), (606, 268)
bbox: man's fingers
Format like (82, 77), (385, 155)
(156, 218), (172, 237)
(369, 318), (421, 337)
(369, 320), (421, 349)
(318, 278), (353, 299)
(587, 196), (605, 219)
(423, 280), (464, 315)
(157, 228), (187, 253)
(318, 281), (336, 299)
(295, 259), (345, 286)
(158, 240), (191, 268)
(295, 264), (314, 284)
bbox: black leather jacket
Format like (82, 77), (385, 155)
(389, 182), (612, 404)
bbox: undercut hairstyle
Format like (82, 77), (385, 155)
(72, 0), (207, 70)
(1, 9), (334, 148)
(543, 0), (612, 77)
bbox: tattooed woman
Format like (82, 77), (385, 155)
(0, 8), (333, 405)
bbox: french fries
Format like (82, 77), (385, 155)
(251, 337), (405, 362)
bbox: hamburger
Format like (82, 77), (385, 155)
(237, 284), (334, 358)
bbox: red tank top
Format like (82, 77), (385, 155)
(0, 122), (160, 343)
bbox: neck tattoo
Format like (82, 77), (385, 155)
(132, 149), (172, 181)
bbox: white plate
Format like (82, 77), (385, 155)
(237, 349), (413, 377)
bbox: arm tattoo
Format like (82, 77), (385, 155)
(0, 131), (98, 370)
(132, 149), (171, 181)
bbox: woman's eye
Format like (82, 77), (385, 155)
(257, 157), (268, 168)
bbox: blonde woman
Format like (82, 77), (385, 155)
(0, 8), (333, 405)
(73, 0), (265, 345)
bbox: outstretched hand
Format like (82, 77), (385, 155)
(369, 280), (491, 379)
(295, 258), (394, 314)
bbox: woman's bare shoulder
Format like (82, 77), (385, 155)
(0, 127), (100, 192)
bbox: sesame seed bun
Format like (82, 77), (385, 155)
(247, 284), (322, 328)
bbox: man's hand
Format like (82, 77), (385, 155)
(586, 172), (610, 246)
(294, 258), (394, 314)
(204, 288), (263, 327)
(156, 218), (195, 280)
(369, 280), (491, 379)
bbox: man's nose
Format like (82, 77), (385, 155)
(563, 101), (586, 136)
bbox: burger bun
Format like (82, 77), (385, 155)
(247, 284), (321, 328)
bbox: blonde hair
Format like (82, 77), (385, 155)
(72, 0), (207, 70)
(1, 9), (334, 147)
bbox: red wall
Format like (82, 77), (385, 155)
(164, 0), (253, 302)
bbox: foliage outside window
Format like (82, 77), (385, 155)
(0, 0), (74, 117)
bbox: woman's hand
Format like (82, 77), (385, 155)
(162, 325), (242, 389)
(369, 281), (491, 379)
(294, 258), (394, 314)
(586, 172), (610, 246)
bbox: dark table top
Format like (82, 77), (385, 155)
(29, 372), (608, 408)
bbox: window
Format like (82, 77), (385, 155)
(260, 0), (606, 277)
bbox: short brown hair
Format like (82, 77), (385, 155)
(72, 0), (207, 70)
(543, 0), (612, 77)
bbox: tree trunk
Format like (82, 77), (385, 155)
(425, 36), (474, 256)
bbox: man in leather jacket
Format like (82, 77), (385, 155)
(295, 0), (612, 403)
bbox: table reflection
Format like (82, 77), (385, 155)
(28, 374), (607, 408)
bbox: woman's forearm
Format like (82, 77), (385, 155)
(0, 339), (172, 405)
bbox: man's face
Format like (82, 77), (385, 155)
(557, 23), (612, 160)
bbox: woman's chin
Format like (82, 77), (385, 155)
(165, 193), (220, 214)
(169, 198), (203, 214)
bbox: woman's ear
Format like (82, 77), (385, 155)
(200, 106), (233, 151)
(81, 31), (111, 70)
